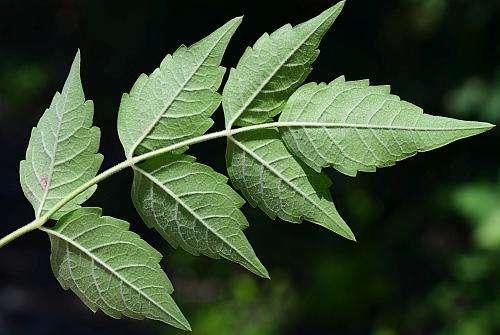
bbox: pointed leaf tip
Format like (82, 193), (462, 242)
(279, 78), (496, 176)
(226, 130), (354, 241)
(232, 15), (244, 23)
(348, 231), (357, 242)
(325, 1), (346, 16)
(220, 15), (243, 33)
(132, 155), (269, 278)
(177, 318), (192, 332)
(20, 47), (101, 220)
(256, 263), (270, 279)
(324, 213), (356, 241)
(71, 50), (81, 70)
(118, 16), (241, 158)
(483, 122), (495, 130)
(223, 0), (345, 127)
(221, 16), (243, 39)
(45, 208), (190, 329)
(470, 121), (495, 135)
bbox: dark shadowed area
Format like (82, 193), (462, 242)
(0, 0), (499, 334)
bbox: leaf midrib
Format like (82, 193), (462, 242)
(229, 136), (352, 238)
(128, 30), (229, 159)
(226, 6), (340, 128)
(36, 91), (81, 219)
(134, 166), (260, 273)
(41, 227), (185, 326)
(246, 121), (492, 132)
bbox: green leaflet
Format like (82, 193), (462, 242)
(279, 76), (495, 176)
(43, 208), (190, 331)
(223, 1), (345, 128)
(6, 3), (496, 332)
(226, 129), (355, 240)
(132, 155), (269, 278)
(118, 17), (242, 158)
(19, 51), (103, 220)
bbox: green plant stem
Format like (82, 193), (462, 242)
(1, 119), (494, 249)
(0, 123), (263, 248)
(0, 129), (224, 249)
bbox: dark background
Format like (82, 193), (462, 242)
(1, 0), (499, 334)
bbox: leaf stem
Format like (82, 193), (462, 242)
(3, 119), (492, 248)
(0, 219), (43, 247)
(1, 128), (233, 248)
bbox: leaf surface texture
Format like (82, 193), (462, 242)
(223, 2), (345, 127)
(118, 17), (241, 158)
(20, 52), (103, 219)
(132, 155), (269, 278)
(226, 129), (354, 240)
(45, 208), (190, 330)
(279, 77), (494, 176)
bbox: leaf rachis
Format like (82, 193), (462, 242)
(0, 1), (494, 331)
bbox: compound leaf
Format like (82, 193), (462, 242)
(226, 129), (354, 240)
(118, 17), (242, 158)
(279, 76), (494, 176)
(132, 155), (269, 278)
(20, 51), (103, 220)
(44, 207), (190, 331)
(223, 1), (345, 128)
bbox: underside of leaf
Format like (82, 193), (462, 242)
(44, 207), (190, 330)
(19, 51), (103, 220)
(9, 3), (496, 333)
(279, 76), (494, 176)
(226, 129), (355, 240)
(132, 155), (269, 278)
(223, 1), (345, 128)
(118, 17), (242, 158)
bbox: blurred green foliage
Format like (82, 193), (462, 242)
(164, 273), (295, 335)
(418, 175), (500, 335)
(446, 73), (500, 124)
(0, 61), (49, 108)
